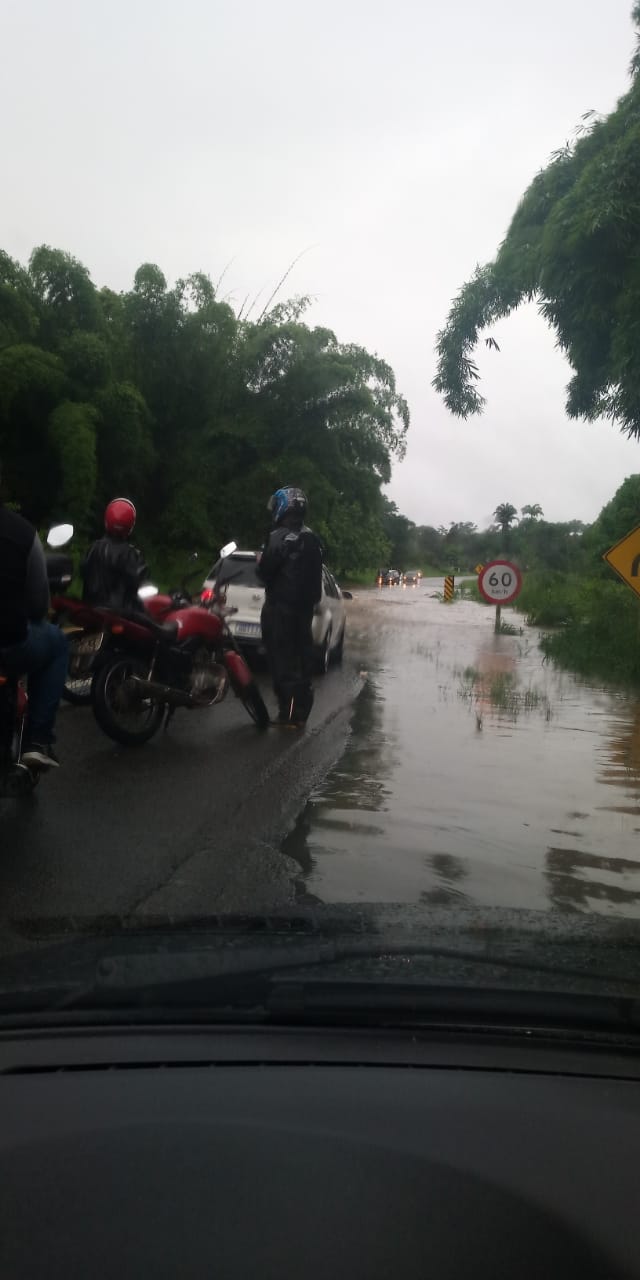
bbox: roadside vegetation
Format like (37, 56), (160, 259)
(0, 246), (410, 577)
(430, 3), (640, 688)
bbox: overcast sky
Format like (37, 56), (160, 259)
(3, 0), (638, 528)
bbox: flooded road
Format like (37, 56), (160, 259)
(284, 581), (640, 917)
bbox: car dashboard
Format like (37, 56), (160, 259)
(0, 1022), (638, 1278)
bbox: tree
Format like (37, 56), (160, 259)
(433, 4), (640, 439)
(493, 502), (518, 553)
(0, 244), (411, 573)
(521, 504), (543, 521)
(380, 498), (415, 567)
(586, 474), (640, 568)
(29, 245), (101, 341)
(48, 401), (99, 530)
(494, 503), (518, 533)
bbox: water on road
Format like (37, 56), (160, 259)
(284, 582), (640, 916)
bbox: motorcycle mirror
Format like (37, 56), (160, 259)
(138, 584), (159, 600)
(219, 540), (237, 559)
(46, 523), (74, 548)
(342, 589), (353, 600)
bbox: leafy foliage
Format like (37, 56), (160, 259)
(521, 504), (543, 521)
(0, 247), (409, 570)
(434, 5), (640, 437)
(513, 474), (640, 686)
(494, 502), (518, 533)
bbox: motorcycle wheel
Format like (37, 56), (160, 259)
(240, 681), (270, 729)
(0, 764), (40, 800)
(62, 634), (93, 705)
(92, 656), (164, 746)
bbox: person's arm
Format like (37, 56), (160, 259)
(256, 530), (286, 586)
(24, 534), (50, 621)
(310, 536), (323, 604)
(129, 546), (149, 585)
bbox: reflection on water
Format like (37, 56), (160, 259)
(282, 678), (398, 899)
(545, 846), (640, 912)
(596, 698), (640, 815)
(421, 852), (469, 908)
(284, 585), (640, 916)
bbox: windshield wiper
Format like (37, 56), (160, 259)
(1, 938), (639, 1030)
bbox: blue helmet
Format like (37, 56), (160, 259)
(267, 486), (307, 525)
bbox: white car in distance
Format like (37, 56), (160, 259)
(201, 548), (351, 673)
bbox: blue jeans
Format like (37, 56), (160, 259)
(1, 622), (68, 744)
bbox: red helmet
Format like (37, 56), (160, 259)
(104, 498), (136, 537)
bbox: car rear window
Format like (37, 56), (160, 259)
(215, 557), (262, 588)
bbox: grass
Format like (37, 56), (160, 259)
(456, 666), (551, 721)
(514, 572), (640, 687)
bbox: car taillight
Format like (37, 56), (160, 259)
(201, 588), (214, 603)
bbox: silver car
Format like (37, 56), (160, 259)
(201, 551), (350, 673)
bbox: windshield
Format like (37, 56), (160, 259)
(212, 557), (262, 588)
(3, 0), (640, 1022)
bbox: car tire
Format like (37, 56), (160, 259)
(333, 625), (345, 665)
(315, 629), (331, 676)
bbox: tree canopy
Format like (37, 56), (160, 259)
(433, 3), (640, 439)
(0, 246), (409, 573)
(494, 503), (518, 533)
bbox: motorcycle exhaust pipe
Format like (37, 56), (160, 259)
(125, 676), (195, 709)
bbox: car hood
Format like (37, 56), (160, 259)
(2, 904), (640, 1011)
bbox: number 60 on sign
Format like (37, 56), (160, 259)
(478, 560), (522, 604)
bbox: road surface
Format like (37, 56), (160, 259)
(4, 580), (640, 956)
(0, 638), (366, 949)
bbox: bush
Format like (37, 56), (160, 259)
(540, 579), (640, 685)
(514, 571), (582, 627)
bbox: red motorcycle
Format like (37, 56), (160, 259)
(88, 582), (270, 746)
(49, 595), (112, 706)
(0, 526), (75, 798)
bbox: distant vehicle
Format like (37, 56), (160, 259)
(376, 568), (401, 587)
(201, 550), (350, 674)
(403, 569), (422, 587)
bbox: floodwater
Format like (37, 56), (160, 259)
(283, 581), (640, 917)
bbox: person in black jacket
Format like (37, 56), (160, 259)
(81, 498), (148, 612)
(258, 487), (323, 726)
(0, 475), (68, 769)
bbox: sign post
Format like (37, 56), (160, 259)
(478, 560), (522, 633)
(443, 574), (455, 603)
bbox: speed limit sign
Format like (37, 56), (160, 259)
(478, 560), (522, 604)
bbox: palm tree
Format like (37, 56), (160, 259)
(521, 503), (544, 521)
(493, 503), (518, 535)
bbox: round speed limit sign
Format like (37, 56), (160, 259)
(478, 559), (522, 604)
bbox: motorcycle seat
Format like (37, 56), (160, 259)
(100, 607), (180, 643)
(143, 617), (180, 642)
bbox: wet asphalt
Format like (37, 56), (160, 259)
(4, 581), (640, 957)
(0, 634), (366, 948)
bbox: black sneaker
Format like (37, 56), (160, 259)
(21, 742), (60, 770)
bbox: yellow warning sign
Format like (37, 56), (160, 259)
(603, 524), (640, 599)
(475, 564), (484, 575)
(443, 575), (455, 602)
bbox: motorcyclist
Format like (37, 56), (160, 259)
(257, 486), (323, 726)
(81, 499), (149, 612)
(0, 470), (68, 769)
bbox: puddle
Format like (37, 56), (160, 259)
(283, 583), (640, 917)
